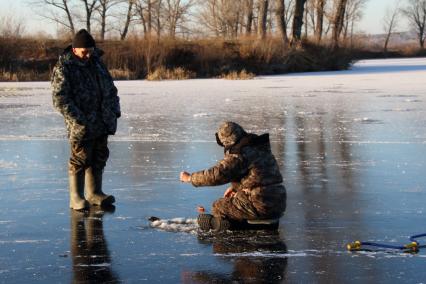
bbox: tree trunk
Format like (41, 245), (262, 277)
(275, 0), (288, 44)
(258, 0), (269, 39)
(155, 0), (162, 38)
(99, 1), (106, 40)
(291, 0), (307, 44)
(331, 0), (348, 49)
(121, 0), (134, 40)
(63, 0), (75, 34)
(303, 2), (308, 37)
(314, 0), (325, 43)
(147, 0), (152, 35)
(81, 0), (98, 33)
(245, 0), (254, 35)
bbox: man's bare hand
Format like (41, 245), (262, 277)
(223, 187), (235, 198)
(197, 206), (205, 213)
(180, 171), (191, 183)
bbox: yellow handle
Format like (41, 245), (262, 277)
(404, 242), (419, 252)
(346, 240), (362, 251)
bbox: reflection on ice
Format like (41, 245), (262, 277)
(71, 208), (118, 283)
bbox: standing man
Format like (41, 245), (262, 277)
(51, 29), (121, 210)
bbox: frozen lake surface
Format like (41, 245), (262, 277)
(1, 57), (426, 282)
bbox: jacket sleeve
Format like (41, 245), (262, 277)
(100, 60), (121, 118)
(51, 64), (87, 125)
(190, 153), (246, 187)
(109, 84), (121, 118)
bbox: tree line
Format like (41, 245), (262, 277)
(5, 0), (420, 51)
(31, 0), (364, 48)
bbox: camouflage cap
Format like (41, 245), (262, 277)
(216, 121), (247, 147)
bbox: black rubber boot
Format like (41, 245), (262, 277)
(197, 214), (214, 231)
(69, 170), (89, 210)
(85, 167), (115, 207)
(211, 217), (231, 232)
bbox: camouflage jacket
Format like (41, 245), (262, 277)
(51, 46), (120, 141)
(191, 134), (286, 218)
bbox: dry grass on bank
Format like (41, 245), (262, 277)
(0, 35), (364, 81)
(222, 69), (255, 80)
(146, 66), (196, 81)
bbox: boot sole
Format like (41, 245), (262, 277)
(88, 195), (115, 207)
(70, 200), (89, 211)
(211, 217), (231, 232)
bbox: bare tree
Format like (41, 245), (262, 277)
(33, 0), (76, 34)
(342, 0), (366, 47)
(134, 0), (160, 37)
(163, 0), (194, 38)
(403, 0), (426, 49)
(135, 0), (148, 34)
(147, 0), (153, 35)
(291, 0), (306, 44)
(245, 0), (254, 34)
(198, 0), (246, 38)
(119, 0), (135, 40)
(80, 0), (99, 33)
(97, 0), (121, 40)
(383, 1), (400, 53)
(331, 0), (348, 49)
(275, 0), (288, 43)
(153, 0), (162, 38)
(314, 0), (325, 42)
(258, 0), (269, 38)
(0, 14), (26, 38)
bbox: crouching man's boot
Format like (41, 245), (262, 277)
(85, 167), (115, 207)
(69, 170), (89, 210)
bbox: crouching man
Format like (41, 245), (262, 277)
(51, 29), (121, 210)
(180, 122), (286, 231)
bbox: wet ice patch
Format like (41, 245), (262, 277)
(150, 217), (198, 234)
(0, 103), (40, 109)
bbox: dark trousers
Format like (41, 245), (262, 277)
(69, 135), (109, 174)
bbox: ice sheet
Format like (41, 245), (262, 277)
(1, 58), (426, 282)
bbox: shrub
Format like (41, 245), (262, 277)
(222, 69), (255, 80)
(146, 66), (196, 81)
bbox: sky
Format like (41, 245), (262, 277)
(0, 0), (409, 37)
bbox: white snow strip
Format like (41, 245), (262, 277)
(74, 263), (111, 267)
(215, 251), (316, 258)
(0, 160), (17, 169)
(0, 239), (50, 244)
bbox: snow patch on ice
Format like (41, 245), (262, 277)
(150, 218), (198, 234)
(74, 263), (111, 267)
(215, 250), (323, 258)
(193, 113), (210, 118)
(0, 239), (50, 244)
(0, 160), (17, 169)
(353, 117), (383, 124)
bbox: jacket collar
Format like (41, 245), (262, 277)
(61, 45), (103, 66)
(226, 133), (270, 154)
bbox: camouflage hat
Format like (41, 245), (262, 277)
(216, 121), (247, 147)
